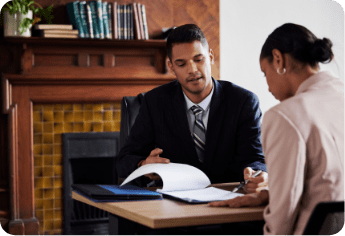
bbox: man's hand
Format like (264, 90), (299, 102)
(243, 167), (268, 193)
(141, 148), (170, 180)
(208, 190), (269, 208)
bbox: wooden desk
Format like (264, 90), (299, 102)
(72, 183), (265, 234)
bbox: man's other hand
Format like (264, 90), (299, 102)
(243, 167), (268, 193)
(141, 148), (170, 180)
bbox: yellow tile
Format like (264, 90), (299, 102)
(54, 220), (62, 230)
(92, 123), (103, 132)
(93, 112), (103, 122)
(54, 166), (62, 176)
(43, 177), (54, 188)
(35, 199), (43, 209)
(43, 105), (54, 111)
(103, 103), (111, 110)
(113, 103), (121, 109)
(54, 210), (62, 220)
(54, 104), (63, 110)
(53, 111), (64, 123)
(43, 167), (54, 177)
(73, 123), (83, 132)
(63, 104), (73, 111)
(35, 189), (43, 199)
(104, 122), (115, 132)
(33, 105), (42, 111)
(64, 123), (73, 133)
(34, 123), (43, 133)
(34, 167), (43, 177)
(34, 134), (42, 144)
(85, 111), (93, 121)
(93, 104), (103, 111)
(36, 209), (43, 219)
(54, 123), (63, 134)
(44, 219), (53, 230)
(54, 144), (61, 155)
(53, 155), (62, 165)
(35, 178), (44, 189)
(54, 177), (62, 188)
(43, 123), (53, 133)
(34, 145), (43, 155)
(43, 111), (54, 122)
(43, 134), (54, 144)
(35, 155), (43, 167)
(104, 111), (113, 121)
(42, 144), (53, 155)
(114, 110), (121, 122)
(84, 122), (92, 132)
(74, 111), (84, 122)
(84, 104), (93, 110)
(73, 104), (83, 111)
(44, 189), (54, 199)
(54, 134), (61, 144)
(64, 111), (74, 122)
(54, 189), (62, 199)
(33, 112), (43, 123)
(43, 155), (53, 166)
(115, 121), (121, 131)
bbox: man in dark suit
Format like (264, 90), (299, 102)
(116, 24), (267, 191)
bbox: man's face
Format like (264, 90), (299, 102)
(168, 41), (214, 102)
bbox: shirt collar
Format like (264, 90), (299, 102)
(183, 81), (214, 111)
(295, 71), (333, 95)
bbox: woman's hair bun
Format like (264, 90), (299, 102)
(310, 38), (333, 63)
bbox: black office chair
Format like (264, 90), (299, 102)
(119, 93), (145, 149)
(303, 201), (344, 235)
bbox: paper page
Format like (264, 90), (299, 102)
(162, 187), (243, 202)
(120, 163), (211, 192)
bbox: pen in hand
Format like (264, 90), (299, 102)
(232, 170), (262, 193)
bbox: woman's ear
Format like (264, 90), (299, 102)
(272, 49), (284, 69)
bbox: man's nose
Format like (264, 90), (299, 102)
(187, 61), (198, 74)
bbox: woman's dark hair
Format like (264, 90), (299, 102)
(260, 23), (333, 68)
(166, 24), (209, 61)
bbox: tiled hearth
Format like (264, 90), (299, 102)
(33, 103), (121, 235)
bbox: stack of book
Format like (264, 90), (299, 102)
(66, 0), (149, 40)
(33, 24), (79, 38)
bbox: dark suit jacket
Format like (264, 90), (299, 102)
(116, 79), (266, 184)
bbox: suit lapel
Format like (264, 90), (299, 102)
(204, 79), (226, 172)
(170, 82), (199, 162)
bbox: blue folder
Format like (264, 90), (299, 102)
(72, 184), (163, 201)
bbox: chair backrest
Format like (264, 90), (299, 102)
(303, 201), (344, 235)
(120, 93), (145, 149)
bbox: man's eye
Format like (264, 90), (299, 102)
(177, 64), (185, 67)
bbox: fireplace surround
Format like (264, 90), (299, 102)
(2, 37), (175, 235)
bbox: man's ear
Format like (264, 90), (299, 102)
(167, 60), (174, 72)
(272, 49), (284, 69)
(209, 48), (214, 64)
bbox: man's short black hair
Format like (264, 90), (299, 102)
(166, 24), (209, 61)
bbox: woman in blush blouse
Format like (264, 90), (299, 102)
(209, 23), (344, 235)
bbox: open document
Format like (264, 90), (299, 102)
(120, 163), (243, 203)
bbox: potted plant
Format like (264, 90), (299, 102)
(3, 0), (53, 37)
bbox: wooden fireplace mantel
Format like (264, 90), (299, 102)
(2, 37), (175, 235)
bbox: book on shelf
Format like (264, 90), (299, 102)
(86, 3), (94, 38)
(96, 0), (104, 39)
(66, 1), (85, 38)
(40, 34), (79, 39)
(34, 24), (73, 30)
(107, 3), (113, 39)
(141, 4), (149, 40)
(89, 1), (100, 38)
(102, 2), (111, 39)
(132, 3), (141, 40)
(121, 163), (244, 204)
(137, 3), (145, 40)
(112, 2), (118, 39)
(79, 1), (90, 38)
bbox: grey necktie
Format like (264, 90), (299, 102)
(191, 105), (206, 162)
